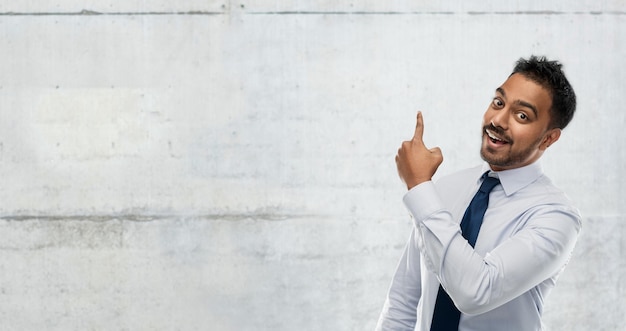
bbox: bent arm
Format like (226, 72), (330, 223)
(404, 181), (581, 315)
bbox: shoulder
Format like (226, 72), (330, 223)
(528, 174), (577, 206)
(435, 165), (483, 189)
(431, 165), (484, 203)
(511, 174), (582, 229)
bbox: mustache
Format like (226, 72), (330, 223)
(483, 123), (512, 143)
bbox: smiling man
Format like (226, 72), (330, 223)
(376, 56), (580, 331)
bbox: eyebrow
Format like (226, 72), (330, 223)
(495, 87), (538, 117)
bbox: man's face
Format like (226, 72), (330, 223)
(480, 73), (560, 171)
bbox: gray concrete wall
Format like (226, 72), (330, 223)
(0, 1), (623, 330)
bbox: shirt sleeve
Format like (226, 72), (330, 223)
(375, 229), (422, 331)
(403, 180), (581, 315)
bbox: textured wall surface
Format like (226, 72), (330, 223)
(0, 1), (624, 330)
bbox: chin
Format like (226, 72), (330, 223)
(480, 147), (501, 165)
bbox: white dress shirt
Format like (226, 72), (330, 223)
(376, 161), (581, 331)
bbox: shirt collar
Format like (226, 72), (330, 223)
(480, 160), (544, 196)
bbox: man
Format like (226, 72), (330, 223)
(376, 56), (581, 331)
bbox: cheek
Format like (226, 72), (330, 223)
(512, 128), (541, 146)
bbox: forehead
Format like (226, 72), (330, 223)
(499, 73), (553, 116)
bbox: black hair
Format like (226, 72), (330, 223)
(512, 56), (577, 129)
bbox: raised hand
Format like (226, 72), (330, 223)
(395, 111), (444, 190)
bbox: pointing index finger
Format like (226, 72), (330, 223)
(413, 111), (424, 141)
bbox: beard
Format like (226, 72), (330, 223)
(480, 123), (544, 169)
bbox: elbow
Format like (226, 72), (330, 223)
(450, 279), (511, 315)
(447, 279), (497, 315)
(455, 299), (493, 315)
(448, 260), (505, 315)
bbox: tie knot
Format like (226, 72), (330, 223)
(479, 173), (501, 193)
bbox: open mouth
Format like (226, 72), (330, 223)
(486, 129), (509, 145)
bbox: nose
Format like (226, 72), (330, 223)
(490, 107), (508, 130)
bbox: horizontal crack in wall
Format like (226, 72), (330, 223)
(0, 9), (224, 16)
(0, 10), (624, 16)
(0, 213), (318, 222)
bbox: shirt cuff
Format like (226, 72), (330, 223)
(402, 180), (444, 223)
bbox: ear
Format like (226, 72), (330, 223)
(539, 128), (561, 150)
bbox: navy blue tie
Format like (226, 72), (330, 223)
(429, 173), (500, 331)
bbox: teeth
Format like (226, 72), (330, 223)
(486, 129), (504, 142)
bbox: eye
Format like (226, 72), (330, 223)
(517, 112), (528, 121)
(491, 98), (504, 109)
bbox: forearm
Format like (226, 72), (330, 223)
(376, 230), (422, 330)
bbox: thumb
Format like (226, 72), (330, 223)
(429, 146), (444, 164)
(429, 146), (442, 154)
